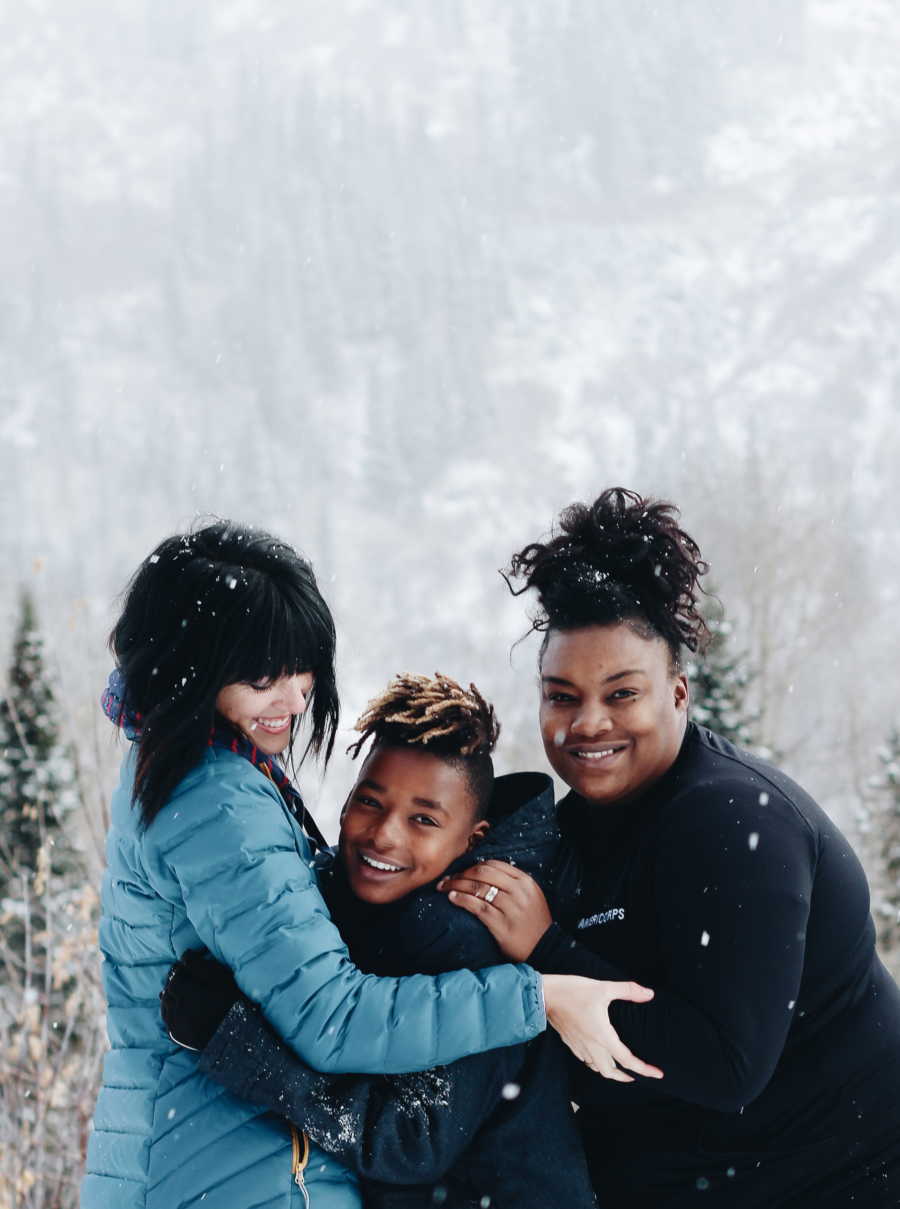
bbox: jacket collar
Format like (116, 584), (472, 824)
(443, 770), (559, 881)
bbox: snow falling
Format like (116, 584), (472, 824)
(2, 4), (900, 1206)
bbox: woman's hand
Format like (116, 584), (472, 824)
(437, 860), (553, 961)
(160, 949), (243, 1051)
(541, 974), (663, 1082)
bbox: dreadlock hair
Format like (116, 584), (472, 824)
(506, 487), (711, 669)
(348, 673), (500, 820)
(111, 520), (339, 827)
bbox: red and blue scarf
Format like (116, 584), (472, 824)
(101, 668), (327, 850)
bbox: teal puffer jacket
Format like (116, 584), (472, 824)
(80, 747), (545, 1209)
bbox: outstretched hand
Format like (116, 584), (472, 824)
(437, 860), (553, 961)
(542, 974), (663, 1082)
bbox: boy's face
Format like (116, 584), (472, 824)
(339, 746), (489, 905)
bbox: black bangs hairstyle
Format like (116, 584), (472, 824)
(347, 673), (500, 820)
(111, 520), (339, 827)
(505, 487), (711, 668)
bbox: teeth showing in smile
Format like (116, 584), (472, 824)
(360, 853), (405, 873)
(573, 747), (621, 761)
(254, 716), (290, 732)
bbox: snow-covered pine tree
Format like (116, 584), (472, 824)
(688, 596), (764, 754)
(0, 593), (99, 1209)
(863, 724), (900, 969)
(0, 589), (81, 959)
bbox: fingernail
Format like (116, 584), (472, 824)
(436, 878), (446, 890)
(448, 890), (457, 900)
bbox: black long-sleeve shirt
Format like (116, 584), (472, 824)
(530, 723), (900, 1207)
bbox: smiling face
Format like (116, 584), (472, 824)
(215, 672), (314, 755)
(539, 623), (689, 806)
(339, 746), (489, 904)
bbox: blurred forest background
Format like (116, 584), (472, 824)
(1, 1), (900, 1204)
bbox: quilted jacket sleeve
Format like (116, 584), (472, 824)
(142, 753), (544, 1074)
(196, 896), (525, 1182)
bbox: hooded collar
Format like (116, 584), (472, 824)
(443, 770), (559, 881)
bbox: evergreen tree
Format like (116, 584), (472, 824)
(0, 594), (97, 1208)
(0, 589), (80, 950)
(863, 724), (900, 966)
(688, 597), (764, 753)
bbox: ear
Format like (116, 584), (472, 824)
(466, 820), (490, 850)
(673, 673), (689, 712)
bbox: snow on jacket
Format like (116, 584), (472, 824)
(195, 772), (597, 1209)
(80, 746), (545, 1209)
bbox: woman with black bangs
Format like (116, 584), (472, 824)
(440, 488), (900, 1208)
(80, 520), (647, 1209)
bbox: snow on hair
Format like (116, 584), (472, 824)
(505, 487), (711, 659)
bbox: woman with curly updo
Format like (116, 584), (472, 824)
(440, 488), (900, 1207)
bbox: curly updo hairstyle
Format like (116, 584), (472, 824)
(348, 673), (500, 819)
(112, 520), (339, 827)
(506, 487), (710, 668)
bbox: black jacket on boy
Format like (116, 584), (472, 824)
(185, 772), (597, 1209)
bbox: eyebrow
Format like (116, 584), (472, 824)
(542, 669), (647, 687)
(356, 778), (447, 814)
(413, 797), (447, 814)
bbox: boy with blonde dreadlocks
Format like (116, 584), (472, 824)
(162, 673), (596, 1209)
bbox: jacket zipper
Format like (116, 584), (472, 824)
(291, 1123), (311, 1208)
